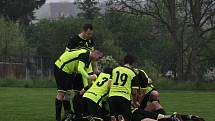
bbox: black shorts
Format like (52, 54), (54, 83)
(132, 109), (158, 121)
(73, 74), (84, 90)
(73, 72), (93, 90)
(82, 97), (104, 118)
(54, 65), (74, 92)
(108, 96), (131, 121)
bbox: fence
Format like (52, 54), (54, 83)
(0, 56), (54, 80)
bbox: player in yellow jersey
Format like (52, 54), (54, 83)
(82, 67), (113, 120)
(54, 49), (102, 121)
(64, 24), (99, 118)
(109, 54), (138, 121)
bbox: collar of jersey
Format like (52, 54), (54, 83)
(78, 34), (87, 41)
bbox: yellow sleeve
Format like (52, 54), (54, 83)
(78, 61), (88, 87)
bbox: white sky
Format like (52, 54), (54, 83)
(45, 0), (106, 3)
(46, 0), (74, 3)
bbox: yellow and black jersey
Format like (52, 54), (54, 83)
(66, 35), (95, 51)
(133, 69), (150, 88)
(109, 66), (137, 101)
(55, 49), (92, 88)
(55, 49), (90, 74)
(83, 72), (111, 107)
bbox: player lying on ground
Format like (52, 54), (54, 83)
(132, 69), (205, 121)
(131, 107), (205, 121)
(133, 69), (166, 115)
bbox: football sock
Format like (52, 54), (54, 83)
(158, 118), (172, 121)
(181, 114), (192, 120)
(63, 100), (72, 114)
(55, 98), (62, 121)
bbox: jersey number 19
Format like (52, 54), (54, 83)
(113, 71), (128, 86)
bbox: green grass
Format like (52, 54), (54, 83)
(0, 87), (56, 121)
(0, 87), (214, 121)
(160, 90), (215, 121)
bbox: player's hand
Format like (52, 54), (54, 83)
(148, 78), (153, 84)
(131, 100), (140, 108)
(87, 74), (97, 81)
(79, 88), (85, 96)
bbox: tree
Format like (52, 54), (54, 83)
(0, 18), (26, 57)
(183, 0), (215, 81)
(107, 0), (215, 81)
(75, 0), (101, 19)
(0, 0), (45, 25)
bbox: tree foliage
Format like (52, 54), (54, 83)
(75, 0), (101, 19)
(0, 18), (26, 56)
(107, 0), (215, 81)
(0, 0), (45, 25)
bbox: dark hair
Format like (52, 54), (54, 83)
(124, 54), (135, 65)
(103, 67), (113, 75)
(83, 24), (93, 31)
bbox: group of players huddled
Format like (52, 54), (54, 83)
(54, 24), (205, 121)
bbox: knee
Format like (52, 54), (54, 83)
(64, 92), (71, 101)
(150, 101), (163, 110)
(150, 90), (159, 101)
(141, 118), (157, 121)
(56, 91), (66, 101)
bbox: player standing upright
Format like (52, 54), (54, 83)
(64, 24), (99, 118)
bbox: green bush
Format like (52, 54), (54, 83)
(0, 18), (27, 56)
(98, 55), (119, 71)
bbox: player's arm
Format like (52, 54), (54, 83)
(78, 61), (97, 95)
(92, 61), (99, 74)
(78, 53), (97, 89)
(132, 73), (149, 106)
(107, 79), (112, 89)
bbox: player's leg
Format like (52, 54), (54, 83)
(180, 114), (205, 121)
(108, 96), (119, 121)
(141, 118), (157, 121)
(54, 65), (73, 121)
(132, 109), (183, 121)
(144, 90), (166, 115)
(55, 91), (65, 121)
(72, 74), (85, 117)
(132, 108), (160, 121)
(62, 91), (72, 114)
(116, 97), (132, 121)
(84, 97), (104, 118)
(62, 73), (75, 119)
(73, 92), (84, 117)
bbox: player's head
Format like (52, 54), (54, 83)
(90, 50), (103, 61)
(82, 23), (93, 39)
(103, 67), (113, 75)
(124, 54), (135, 65)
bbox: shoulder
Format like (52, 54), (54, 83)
(69, 35), (81, 41)
(78, 51), (90, 62)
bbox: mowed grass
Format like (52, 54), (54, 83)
(0, 87), (214, 121)
(160, 91), (215, 121)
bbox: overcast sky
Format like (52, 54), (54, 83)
(45, 0), (106, 3)
(45, 0), (74, 3)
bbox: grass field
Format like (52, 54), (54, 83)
(0, 87), (214, 121)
